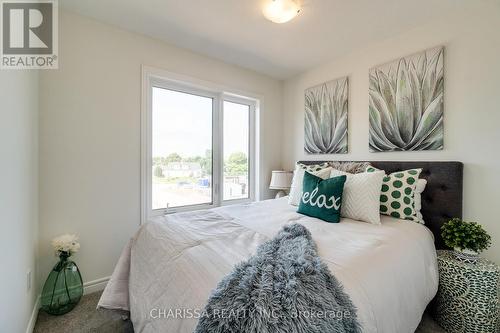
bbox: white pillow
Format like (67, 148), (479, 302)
(288, 164), (332, 206)
(330, 169), (385, 225)
(414, 179), (427, 223)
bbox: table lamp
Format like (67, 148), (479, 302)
(269, 170), (293, 198)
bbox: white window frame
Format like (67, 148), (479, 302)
(141, 66), (258, 224)
(220, 95), (256, 205)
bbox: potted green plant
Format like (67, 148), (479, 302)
(441, 218), (491, 261)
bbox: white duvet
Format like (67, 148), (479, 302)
(98, 198), (438, 333)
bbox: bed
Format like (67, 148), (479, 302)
(98, 161), (463, 333)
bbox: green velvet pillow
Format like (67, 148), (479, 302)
(297, 171), (347, 223)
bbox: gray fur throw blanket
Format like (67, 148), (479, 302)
(195, 223), (361, 333)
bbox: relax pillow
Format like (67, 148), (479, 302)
(288, 163), (332, 206)
(366, 166), (423, 222)
(330, 168), (385, 225)
(297, 171), (347, 223)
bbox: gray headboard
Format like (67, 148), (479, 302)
(297, 161), (463, 249)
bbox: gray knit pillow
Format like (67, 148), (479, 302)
(329, 161), (372, 174)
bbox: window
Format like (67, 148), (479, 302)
(152, 87), (213, 209)
(223, 100), (250, 201)
(142, 67), (257, 221)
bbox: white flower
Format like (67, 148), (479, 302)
(51, 234), (80, 256)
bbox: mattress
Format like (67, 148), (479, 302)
(98, 197), (438, 332)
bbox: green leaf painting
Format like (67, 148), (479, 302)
(305, 77), (348, 154)
(369, 46), (444, 152)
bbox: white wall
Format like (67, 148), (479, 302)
(282, 4), (500, 263)
(39, 11), (283, 286)
(0, 71), (39, 332)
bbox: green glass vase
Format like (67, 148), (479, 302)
(41, 252), (83, 315)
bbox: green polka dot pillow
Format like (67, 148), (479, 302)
(366, 166), (423, 222)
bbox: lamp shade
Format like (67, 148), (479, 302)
(269, 170), (293, 190)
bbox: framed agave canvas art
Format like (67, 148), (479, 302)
(304, 77), (348, 154)
(369, 46), (444, 152)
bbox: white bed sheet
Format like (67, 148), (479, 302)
(99, 198), (438, 333)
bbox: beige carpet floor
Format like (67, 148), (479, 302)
(34, 291), (445, 333)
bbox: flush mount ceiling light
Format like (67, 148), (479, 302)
(263, 0), (301, 24)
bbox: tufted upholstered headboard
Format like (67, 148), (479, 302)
(297, 161), (463, 249)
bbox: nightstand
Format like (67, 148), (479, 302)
(434, 250), (500, 333)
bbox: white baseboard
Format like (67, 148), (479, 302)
(26, 295), (40, 333)
(83, 276), (110, 295)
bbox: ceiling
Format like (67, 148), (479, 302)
(61, 0), (476, 79)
